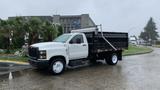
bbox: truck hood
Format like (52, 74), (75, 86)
(31, 42), (65, 50)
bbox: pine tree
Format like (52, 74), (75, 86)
(139, 17), (159, 44)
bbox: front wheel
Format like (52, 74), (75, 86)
(106, 53), (118, 65)
(49, 58), (65, 75)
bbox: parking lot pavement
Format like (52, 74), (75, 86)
(0, 48), (160, 90)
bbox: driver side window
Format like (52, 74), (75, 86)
(69, 35), (84, 44)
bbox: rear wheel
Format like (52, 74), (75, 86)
(49, 58), (65, 75)
(106, 53), (118, 65)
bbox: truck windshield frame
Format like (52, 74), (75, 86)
(54, 34), (72, 43)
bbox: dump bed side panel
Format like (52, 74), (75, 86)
(84, 32), (128, 53)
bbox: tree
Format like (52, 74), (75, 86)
(11, 17), (26, 48)
(0, 16), (64, 49)
(139, 32), (148, 41)
(57, 25), (63, 36)
(41, 21), (58, 42)
(0, 17), (26, 49)
(0, 19), (14, 53)
(26, 17), (43, 45)
(0, 19), (7, 49)
(139, 17), (159, 44)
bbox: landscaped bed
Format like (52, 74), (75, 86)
(0, 54), (28, 62)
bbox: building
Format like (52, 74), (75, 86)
(9, 16), (53, 22)
(52, 14), (96, 33)
(129, 36), (138, 45)
(8, 14), (96, 33)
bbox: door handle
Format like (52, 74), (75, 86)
(82, 44), (87, 46)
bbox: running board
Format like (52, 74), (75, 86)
(68, 59), (88, 67)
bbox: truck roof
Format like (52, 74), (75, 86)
(71, 27), (97, 33)
(71, 27), (127, 34)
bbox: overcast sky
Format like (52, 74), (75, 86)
(0, 0), (160, 36)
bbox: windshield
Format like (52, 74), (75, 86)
(54, 34), (72, 43)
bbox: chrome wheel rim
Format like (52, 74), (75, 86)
(52, 61), (63, 73)
(112, 55), (118, 64)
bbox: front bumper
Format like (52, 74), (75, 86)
(28, 58), (49, 69)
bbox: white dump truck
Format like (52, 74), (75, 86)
(28, 26), (128, 75)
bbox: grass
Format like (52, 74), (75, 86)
(0, 55), (28, 62)
(123, 45), (153, 56)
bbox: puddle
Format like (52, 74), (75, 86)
(0, 62), (31, 77)
(0, 63), (11, 67)
(0, 68), (10, 72)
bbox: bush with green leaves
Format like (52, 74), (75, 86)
(0, 17), (63, 53)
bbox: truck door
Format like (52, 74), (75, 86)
(68, 34), (88, 60)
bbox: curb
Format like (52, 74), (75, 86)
(0, 60), (29, 65)
(123, 49), (153, 56)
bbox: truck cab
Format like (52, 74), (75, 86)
(29, 33), (89, 74)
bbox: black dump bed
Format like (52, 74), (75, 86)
(84, 31), (128, 53)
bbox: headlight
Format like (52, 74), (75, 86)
(39, 50), (46, 59)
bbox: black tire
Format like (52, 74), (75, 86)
(49, 58), (65, 75)
(106, 53), (118, 65)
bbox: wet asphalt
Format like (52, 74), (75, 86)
(0, 47), (160, 90)
(0, 62), (31, 75)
